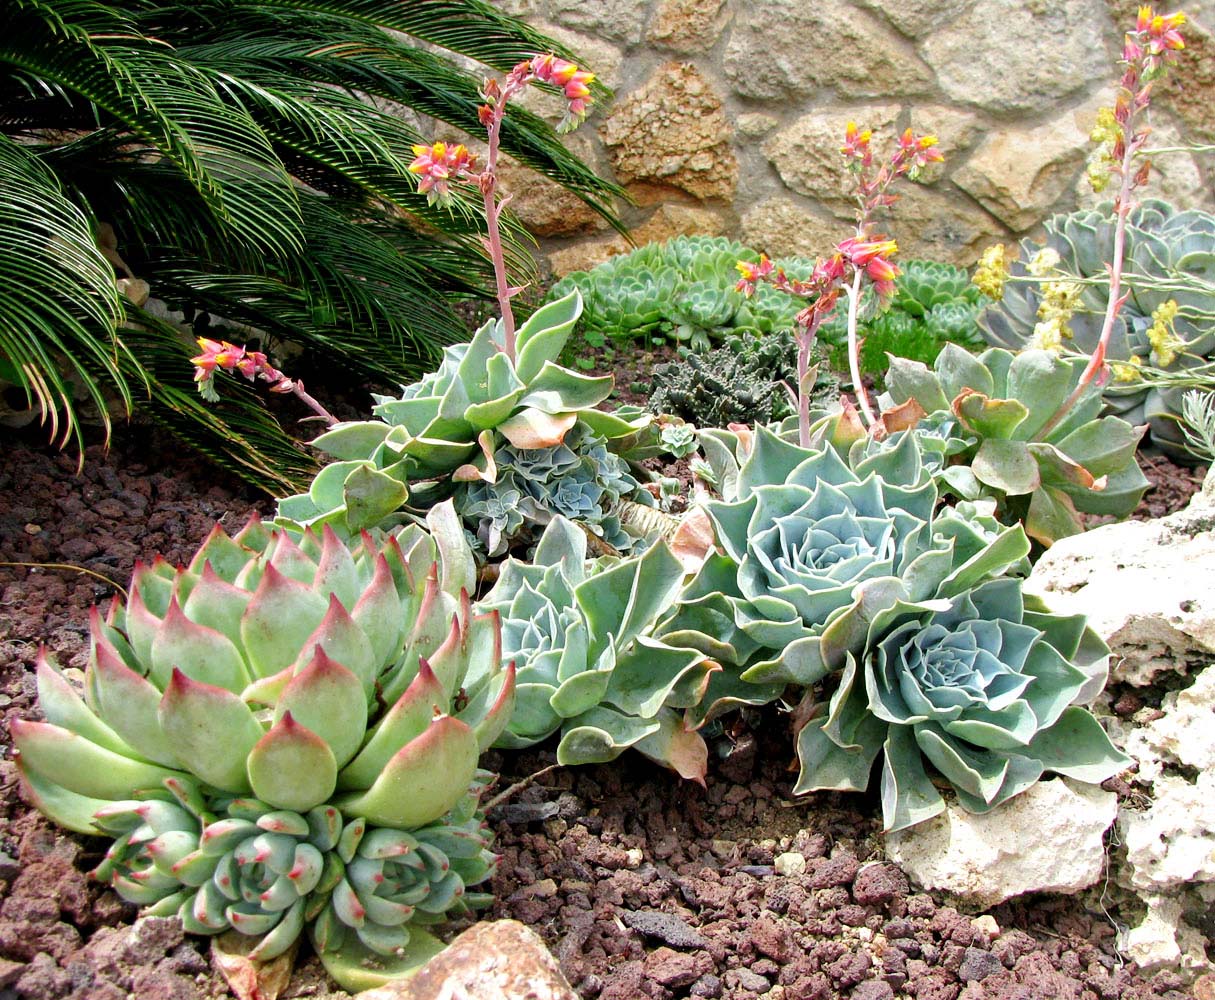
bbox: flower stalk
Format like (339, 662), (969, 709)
(408, 55), (594, 362)
(1036, 5), (1186, 439)
(190, 339), (337, 426)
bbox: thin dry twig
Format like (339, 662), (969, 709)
(0, 561), (128, 599)
(483, 763), (564, 812)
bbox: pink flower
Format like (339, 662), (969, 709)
(895, 129), (944, 173)
(837, 236), (900, 301)
(529, 54), (595, 133)
(841, 122), (873, 166)
(735, 256), (773, 295)
(407, 142), (477, 207)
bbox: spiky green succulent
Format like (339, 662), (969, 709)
(550, 236), (813, 351)
(978, 199), (1215, 460)
(13, 504), (514, 991)
(883, 344), (1149, 545)
(795, 577), (1129, 832)
(479, 518), (713, 781)
(276, 290), (651, 546)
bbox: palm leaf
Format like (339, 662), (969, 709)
(0, 132), (126, 451)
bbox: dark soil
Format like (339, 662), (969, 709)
(0, 418), (1202, 1000)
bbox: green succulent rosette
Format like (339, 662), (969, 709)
(277, 289), (651, 543)
(479, 517), (713, 781)
(13, 502), (514, 990)
(795, 577), (1129, 832)
(668, 426), (1028, 684)
(884, 344), (1149, 545)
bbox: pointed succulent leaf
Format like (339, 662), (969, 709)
(276, 649), (368, 770)
(150, 596), (249, 692)
(295, 594), (376, 697)
(158, 670), (264, 793)
(335, 716), (478, 828)
(247, 713), (338, 813)
(240, 564), (329, 679)
(86, 639), (179, 767)
(182, 564), (251, 649)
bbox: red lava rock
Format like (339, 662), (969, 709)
(958, 947), (1005, 982)
(827, 950), (872, 989)
(747, 913), (794, 963)
(15, 952), (71, 998)
(852, 980), (896, 1000)
(643, 946), (712, 987)
(853, 864), (910, 906)
(810, 848), (860, 889)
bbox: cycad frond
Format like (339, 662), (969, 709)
(0, 133), (126, 451)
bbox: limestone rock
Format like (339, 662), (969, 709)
(856, 0), (974, 39)
(648, 0), (729, 54)
(920, 0), (1110, 113)
(884, 779), (1118, 908)
(358, 920), (577, 1000)
(600, 63), (737, 202)
(735, 113), (779, 139)
(764, 106), (902, 212)
(906, 105), (981, 184)
(1025, 475), (1215, 686)
(739, 197), (842, 259)
(882, 184), (1007, 266)
(1118, 895), (1210, 973)
(549, 0), (651, 44)
(498, 153), (608, 239)
(953, 103), (1092, 231)
(723, 0), (932, 101)
(544, 204), (727, 277)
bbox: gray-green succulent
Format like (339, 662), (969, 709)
(276, 289), (651, 549)
(479, 517), (714, 781)
(13, 504), (514, 991)
(978, 199), (1215, 460)
(883, 344), (1149, 545)
(795, 577), (1129, 831)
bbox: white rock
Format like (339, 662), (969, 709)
(884, 779), (1117, 908)
(1120, 896), (1186, 972)
(775, 852), (807, 876)
(1025, 477), (1215, 686)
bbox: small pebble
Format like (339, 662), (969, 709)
(971, 915), (1000, 942)
(774, 852), (806, 876)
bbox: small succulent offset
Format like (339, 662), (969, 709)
(978, 200), (1215, 460)
(480, 517), (714, 782)
(13, 505), (515, 991)
(883, 344), (1149, 545)
(796, 577), (1129, 832)
(455, 421), (652, 557)
(550, 236), (813, 352)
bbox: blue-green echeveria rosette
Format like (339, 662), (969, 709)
(480, 517), (715, 782)
(795, 576), (1129, 832)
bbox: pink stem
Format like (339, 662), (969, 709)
(482, 97), (517, 360)
(1036, 126), (1141, 441)
(796, 325), (813, 448)
(290, 382), (338, 427)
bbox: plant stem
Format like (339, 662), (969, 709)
(290, 382), (339, 427)
(483, 97), (517, 360)
(1036, 123), (1140, 440)
(844, 269), (875, 426)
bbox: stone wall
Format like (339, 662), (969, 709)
(493, 0), (1215, 277)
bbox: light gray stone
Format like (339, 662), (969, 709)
(764, 105), (902, 211)
(358, 920), (578, 1000)
(739, 197), (843, 259)
(882, 183), (1007, 265)
(884, 778), (1118, 908)
(856, 0), (974, 38)
(723, 0), (932, 101)
(1025, 473), (1215, 686)
(920, 0), (1111, 113)
(549, 0), (651, 44)
(953, 101), (1094, 230)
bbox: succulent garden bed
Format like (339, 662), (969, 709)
(0, 398), (1206, 1000)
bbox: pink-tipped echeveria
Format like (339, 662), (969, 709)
(794, 577), (1129, 832)
(479, 517), (714, 782)
(12, 502), (515, 991)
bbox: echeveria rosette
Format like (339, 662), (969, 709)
(12, 503), (515, 991)
(480, 517), (714, 782)
(885, 344), (1149, 546)
(277, 290), (651, 539)
(795, 577), (1129, 832)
